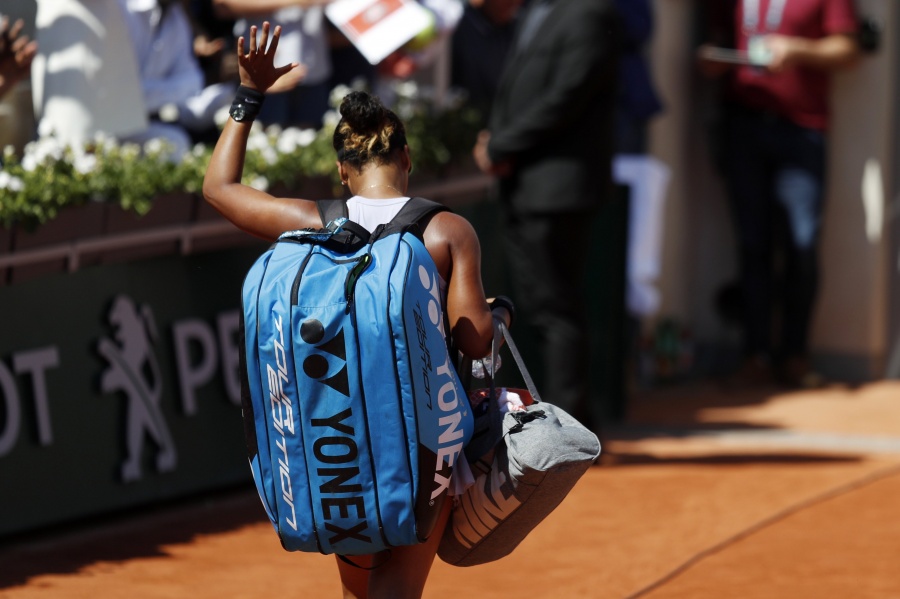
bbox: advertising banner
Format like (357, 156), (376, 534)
(0, 245), (267, 537)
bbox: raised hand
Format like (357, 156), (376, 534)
(236, 22), (305, 93)
(0, 16), (38, 94)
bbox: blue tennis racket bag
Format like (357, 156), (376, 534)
(239, 197), (474, 556)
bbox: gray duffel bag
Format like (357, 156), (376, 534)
(438, 320), (601, 567)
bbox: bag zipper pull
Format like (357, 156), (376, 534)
(345, 253), (372, 307)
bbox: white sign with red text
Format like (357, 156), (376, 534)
(326, 0), (431, 65)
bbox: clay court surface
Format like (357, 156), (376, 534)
(2, 380), (900, 598)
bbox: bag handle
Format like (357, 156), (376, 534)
(489, 318), (543, 405)
(467, 317), (545, 468)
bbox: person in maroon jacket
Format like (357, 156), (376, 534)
(699, 0), (860, 389)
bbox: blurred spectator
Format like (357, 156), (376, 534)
(32, 0), (148, 147)
(609, 0), (667, 378)
(698, 0), (860, 388)
(186, 0), (238, 87)
(119, 0), (206, 156)
(326, 22), (375, 92)
(120, 0), (237, 156)
(0, 15), (38, 100)
(611, 0), (662, 155)
(213, 0), (329, 128)
(450, 0), (522, 122)
(473, 0), (621, 432)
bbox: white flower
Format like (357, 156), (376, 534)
(262, 147), (278, 165)
(192, 143), (207, 157)
(323, 110), (340, 128)
(21, 153), (37, 172)
(276, 132), (299, 154)
(329, 84), (352, 108)
(143, 138), (167, 156)
(3, 145), (15, 161)
(29, 136), (66, 164)
(73, 153), (98, 175)
(394, 80), (419, 100)
(247, 130), (270, 152)
(265, 124), (283, 138)
(296, 128), (317, 147)
(276, 127), (318, 154)
(122, 143), (141, 160)
(158, 103), (180, 123)
(92, 132), (119, 153)
(214, 105), (230, 128)
(248, 176), (269, 191)
(0, 170), (24, 191)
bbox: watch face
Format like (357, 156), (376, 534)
(230, 104), (247, 122)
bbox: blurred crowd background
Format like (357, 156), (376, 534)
(0, 0), (898, 399)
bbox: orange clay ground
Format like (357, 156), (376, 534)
(2, 380), (900, 599)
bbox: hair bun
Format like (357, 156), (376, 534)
(332, 90), (407, 166)
(339, 91), (385, 134)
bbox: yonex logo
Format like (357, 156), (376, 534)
(300, 319), (350, 397)
(417, 264), (445, 336)
(301, 318), (371, 548)
(414, 264), (467, 502)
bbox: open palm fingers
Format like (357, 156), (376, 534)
(237, 22), (301, 92)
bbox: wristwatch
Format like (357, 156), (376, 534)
(229, 102), (251, 122)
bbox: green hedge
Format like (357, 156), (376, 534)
(0, 86), (482, 231)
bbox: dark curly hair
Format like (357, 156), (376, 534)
(332, 91), (408, 171)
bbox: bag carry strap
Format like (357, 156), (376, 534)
(489, 319), (543, 405)
(473, 316), (545, 467)
(314, 198), (371, 242)
(316, 197), (348, 226)
(379, 196), (448, 240)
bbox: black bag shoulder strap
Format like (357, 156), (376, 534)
(381, 197), (450, 239)
(316, 198), (349, 226)
(315, 198), (370, 242)
(316, 197), (449, 242)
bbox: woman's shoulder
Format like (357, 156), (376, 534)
(424, 209), (480, 248)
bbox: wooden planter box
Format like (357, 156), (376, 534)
(5, 202), (107, 284)
(0, 171), (490, 286)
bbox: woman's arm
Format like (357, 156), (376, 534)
(202, 23), (321, 240)
(425, 212), (510, 359)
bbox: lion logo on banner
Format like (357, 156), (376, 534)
(97, 295), (177, 482)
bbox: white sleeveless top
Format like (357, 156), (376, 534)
(346, 195), (449, 296)
(345, 195), (410, 232)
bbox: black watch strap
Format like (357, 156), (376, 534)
(229, 85), (265, 122)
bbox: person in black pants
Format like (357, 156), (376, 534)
(699, 0), (860, 388)
(473, 0), (621, 431)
